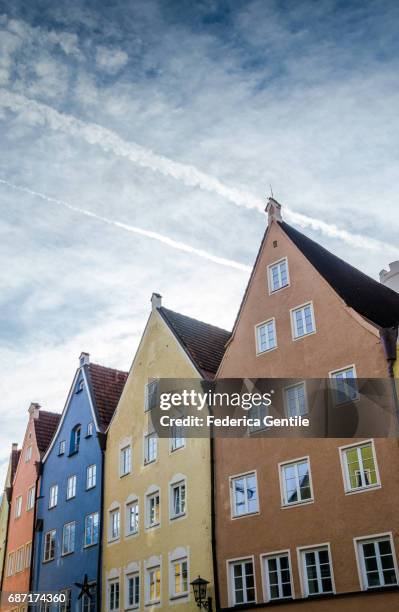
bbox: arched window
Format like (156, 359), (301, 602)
(70, 424), (81, 454)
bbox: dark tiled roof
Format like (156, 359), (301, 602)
(158, 307), (231, 378)
(280, 221), (399, 329)
(87, 363), (128, 431)
(34, 410), (61, 455)
(11, 449), (21, 481)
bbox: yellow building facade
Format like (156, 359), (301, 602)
(102, 293), (230, 612)
(0, 444), (19, 590)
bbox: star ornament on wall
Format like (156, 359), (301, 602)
(75, 574), (94, 600)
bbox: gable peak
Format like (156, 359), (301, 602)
(265, 197), (283, 224)
(79, 351), (90, 366)
(151, 292), (162, 310)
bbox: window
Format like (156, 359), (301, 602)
(85, 512), (99, 546)
(43, 529), (56, 562)
(300, 546), (333, 596)
(170, 481), (186, 519)
(256, 319), (277, 354)
(171, 558), (188, 598)
(25, 541), (32, 568)
(120, 446), (131, 476)
(59, 440), (66, 455)
(49, 484), (58, 508)
(146, 566), (161, 604)
(146, 491), (160, 528)
(231, 472), (259, 517)
(67, 475), (77, 500)
(25, 445), (32, 462)
(82, 586), (96, 612)
(59, 589), (71, 612)
(263, 553), (292, 601)
(126, 572), (140, 608)
(77, 379), (85, 392)
(229, 559), (256, 605)
(62, 521), (75, 555)
(109, 508), (120, 541)
(330, 366), (358, 404)
(248, 404), (267, 432)
(341, 441), (379, 492)
(170, 425), (185, 451)
(15, 495), (22, 518)
(268, 258), (289, 292)
(284, 383), (308, 417)
(70, 425), (81, 454)
(86, 464), (97, 489)
(144, 433), (158, 464)
(126, 501), (139, 536)
(6, 552), (14, 576)
(145, 379), (159, 411)
(109, 580), (120, 611)
(280, 458), (312, 506)
(15, 546), (24, 572)
(87, 422), (93, 436)
(27, 485), (35, 511)
(291, 303), (315, 338)
(357, 536), (398, 589)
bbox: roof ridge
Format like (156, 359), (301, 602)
(160, 306), (231, 335)
(88, 361), (128, 375)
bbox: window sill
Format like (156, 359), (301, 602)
(68, 450), (79, 457)
(344, 484), (381, 496)
(170, 594), (189, 601)
(256, 346), (278, 357)
(231, 510), (260, 520)
(83, 542), (98, 549)
(144, 459), (157, 466)
(292, 330), (317, 342)
(281, 499), (314, 509)
(170, 513), (186, 522)
(42, 558), (55, 564)
(125, 531), (139, 539)
(61, 551), (74, 557)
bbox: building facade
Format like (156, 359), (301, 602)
(32, 354), (127, 612)
(214, 200), (399, 611)
(1, 404), (60, 611)
(0, 444), (20, 590)
(102, 293), (230, 612)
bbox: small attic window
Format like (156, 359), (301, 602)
(77, 380), (85, 393)
(86, 422), (94, 437)
(58, 441), (66, 456)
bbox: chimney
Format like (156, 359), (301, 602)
(380, 261), (399, 294)
(151, 292), (162, 310)
(265, 197), (283, 224)
(12, 442), (18, 451)
(28, 402), (41, 419)
(79, 352), (90, 366)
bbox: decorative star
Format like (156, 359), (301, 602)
(75, 574), (93, 600)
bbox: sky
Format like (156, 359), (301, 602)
(0, 0), (399, 484)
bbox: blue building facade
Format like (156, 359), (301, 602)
(32, 353), (127, 611)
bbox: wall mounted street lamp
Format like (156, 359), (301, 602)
(191, 576), (213, 612)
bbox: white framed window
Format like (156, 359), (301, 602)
(43, 529), (56, 562)
(59, 440), (66, 455)
(126, 572), (140, 609)
(27, 485), (35, 511)
(144, 432), (158, 464)
(247, 404), (268, 433)
(62, 521), (75, 555)
(25, 541), (32, 568)
(109, 508), (120, 541)
(126, 500), (139, 536)
(86, 464), (96, 489)
(59, 589), (71, 612)
(120, 446), (132, 477)
(291, 302), (316, 339)
(170, 425), (185, 451)
(330, 365), (358, 404)
(299, 545), (334, 596)
(15, 495), (22, 518)
(284, 382), (308, 417)
(229, 558), (256, 605)
(171, 558), (188, 598)
(146, 565), (161, 605)
(170, 481), (186, 519)
(268, 258), (289, 293)
(280, 458), (313, 506)
(145, 379), (159, 412)
(82, 584), (96, 612)
(262, 551), (293, 601)
(356, 534), (398, 589)
(146, 491), (160, 528)
(255, 319), (277, 354)
(85, 512), (99, 546)
(6, 552), (14, 576)
(25, 445), (32, 462)
(108, 579), (120, 611)
(49, 484), (58, 509)
(340, 440), (380, 493)
(70, 425), (81, 454)
(15, 546), (24, 572)
(230, 472), (259, 517)
(86, 422), (93, 436)
(67, 475), (76, 500)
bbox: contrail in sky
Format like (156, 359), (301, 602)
(0, 89), (397, 256)
(0, 179), (251, 272)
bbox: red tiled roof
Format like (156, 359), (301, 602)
(87, 363), (128, 431)
(158, 307), (231, 379)
(34, 410), (61, 455)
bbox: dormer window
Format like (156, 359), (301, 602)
(70, 425), (81, 455)
(268, 258), (289, 293)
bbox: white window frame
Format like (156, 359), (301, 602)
(170, 557), (189, 599)
(27, 485), (35, 511)
(15, 546), (24, 573)
(67, 475), (77, 500)
(255, 318), (277, 355)
(25, 445), (32, 462)
(144, 432), (158, 465)
(290, 301), (316, 340)
(339, 439), (381, 494)
(125, 571), (140, 609)
(170, 425), (185, 452)
(109, 508), (120, 542)
(126, 499), (139, 536)
(25, 541), (32, 568)
(6, 552), (14, 576)
(329, 364), (359, 405)
(279, 456), (314, 507)
(86, 422), (93, 436)
(62, 521), (76, 556)
(85, 512), (99, 547)
(145, 564), (161, 605)
(49, 484), (58, 509)
(228, 556), (257, 606)
(297, 543), (335, 597)
(267, 257), (290, 294)
(170, 480), (186, 520)
(144, 379), (159, 412)
(283, 381), (308, 417)
(15, 495), (22, 518)
(146, 490), (161, 529)
(59, 588), (71, 612)
(59, 440), (66, 455)
(108, 579), (120, 611)
(230, 471), (259, 518)
(43, 529), (56, 562)
(354, 532), (399, 590)
(120, 445), (132, 477)
(86, 464), (97, 490)
(261, 550), (294, 602)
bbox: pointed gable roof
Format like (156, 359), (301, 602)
(158, 307), (231, 378)
(34, 410), (61, 455)
(86, 363), (128, 432)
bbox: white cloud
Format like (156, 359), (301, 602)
(95, 46), (129, 73)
